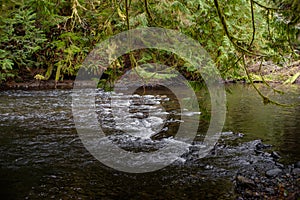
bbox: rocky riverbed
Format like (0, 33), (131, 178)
(87, 130), (300, 199)
(185, 133), (300, 199)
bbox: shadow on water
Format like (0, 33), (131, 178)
(0, 84), (299, 199)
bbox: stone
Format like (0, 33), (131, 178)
(271, 151), (281, 159)
(236, 175), (255, 188)
(255, 142), (271, 150)
(204, 165), (214, 170)
(265, 168), (282, 178)
(292, 168), (300, 175)
(275, 162), (284, 169)
(265, 187), (274, 194)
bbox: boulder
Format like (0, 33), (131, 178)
(265, 168), (282, 178)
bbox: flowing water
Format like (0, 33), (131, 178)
(0, 84), (299, 199)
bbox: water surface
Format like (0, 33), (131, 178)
(0, 84), (299, 199)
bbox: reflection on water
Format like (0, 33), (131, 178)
(0, 84), (299, 199)
(223, 84), (300, 163)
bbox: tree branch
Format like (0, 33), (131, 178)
(125, 0), (130, 30)
(248, 0), (255, 49)
(213, 0), (267, 57)
(252, 0), (282, 10)
(144, 0), (153, 22)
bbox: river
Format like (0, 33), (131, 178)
(0, 84), (299, 199)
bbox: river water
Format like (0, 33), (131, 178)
(0, 84), (299, 199)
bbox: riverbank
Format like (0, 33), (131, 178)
(0, 80), (74, 90)
(247, 60), (300, 84)
(1, 61), (299, 91)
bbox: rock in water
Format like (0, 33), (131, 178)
(271, 151), (281, 159)
(292, 168), (300, 176)
(265, 168), (282, 178)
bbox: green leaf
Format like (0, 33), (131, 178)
(1, 59), (14, 70)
